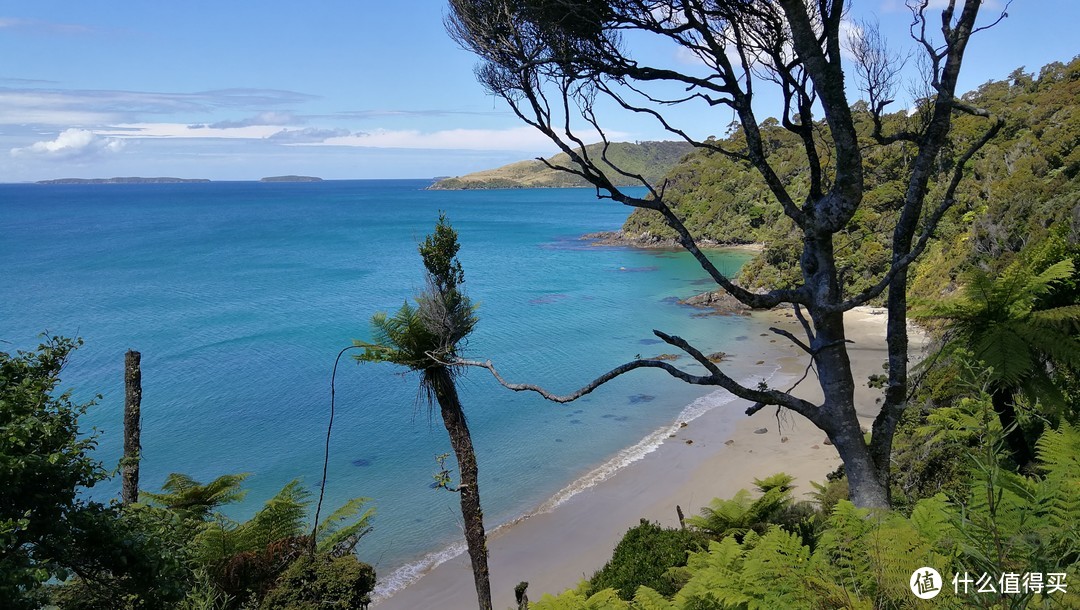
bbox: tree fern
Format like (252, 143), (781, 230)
(686, 473), (797, 542)
(912, 258), (1080, 466)
(143, 473), (250, 521)
(231, 480), (309, 553)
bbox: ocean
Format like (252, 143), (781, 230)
(0, 179), (769, 596)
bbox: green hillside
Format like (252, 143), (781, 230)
(620, 57), (1080, 301)
(429, 140), (693, 189)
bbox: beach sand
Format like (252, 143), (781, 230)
(374, 306), (920, 609)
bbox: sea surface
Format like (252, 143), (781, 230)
(0, 179), (769, 595)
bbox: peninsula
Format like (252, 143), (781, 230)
(429, 141), (692, 190)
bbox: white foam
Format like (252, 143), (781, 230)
(371, 365), (785, 603)
(371, 539), (468, 602)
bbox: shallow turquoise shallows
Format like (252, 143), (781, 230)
(1, 179), (762, 591)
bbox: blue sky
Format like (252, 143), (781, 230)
(0, 1), (1076, 182)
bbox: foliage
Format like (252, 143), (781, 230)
(620, 57), (1080, 304)
(175, 570), (234, 610)
(890, 392), (995, 511)
(913, 258), (1080, 394)
(535, 420), (1080, 609)
(912, 257), (1080, 466)
(185, 479), (374, 606)
(355, 215), (478, 376)
(0, 336), (108, 607)
(258, 553), (376, 610)
(48, 504), (194, 610)
(1, 336), (202, 609)
(686, 473), (816, 548)
(588, 520), (706, 600)
(143, 473), (251, 522)
(136, 471), (375, 609)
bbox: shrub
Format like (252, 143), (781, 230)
(588, 520), (706, 600)
(260, 553), (376, 610)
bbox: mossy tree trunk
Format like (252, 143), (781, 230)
(430, 367), (491, 610)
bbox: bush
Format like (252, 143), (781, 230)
(588, 519), (706, 600)
(259, 553), (376, 610)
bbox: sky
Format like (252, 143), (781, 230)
(0, 1), (1076, 182)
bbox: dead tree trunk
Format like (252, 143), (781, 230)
(122, 350), (142, 505)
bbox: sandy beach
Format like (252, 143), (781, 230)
(375, 306), (920, 609)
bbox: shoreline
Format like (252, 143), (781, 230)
(581, 230), (764, 252)
(374, 305), (913, 609)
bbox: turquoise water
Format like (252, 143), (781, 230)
(0, 179), (759, 592)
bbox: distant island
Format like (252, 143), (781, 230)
(37, 177), (211, 185)
(259, 175), (323, 182)
(429, 141), (693, 190)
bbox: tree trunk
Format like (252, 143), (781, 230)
(812, 308), (891, 508)
(991, 387), (1034, 470)
(122, 350), (142, 505)
(430, 368), (492, 610)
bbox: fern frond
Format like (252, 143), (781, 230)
(315, 497), (375, 555)
(143, 472), (250, 520)
(1028, 304), (1080, 332)
(233, 479), (310, 553)
(631, 587), (677, 609)
(972, 324), (1033, 387)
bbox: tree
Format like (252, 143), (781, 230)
(913, 259), (1080, 469)
(1, 337), (190, 610)
(1, 336), (105, 607)
(446, 0), (1007, 507)
(355, 213), (493, 610)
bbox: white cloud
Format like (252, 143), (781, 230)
(308, 125), (576, 151)
(97, 122), (288, 139)
(10, 128), (124, 158)
(39, 122), (617, 156)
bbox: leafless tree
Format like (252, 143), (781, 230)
(446, 0), (1006, 508)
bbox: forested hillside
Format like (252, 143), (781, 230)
(621, 57), (1080, 301)
(429, 140), (693, 189)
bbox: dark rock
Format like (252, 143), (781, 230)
(678, 290), (751, 316)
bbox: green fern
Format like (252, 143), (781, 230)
(315, 496), (375, 556)
(143, 473), (250, 521)
(686, 473), (797, 542)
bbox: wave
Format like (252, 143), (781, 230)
(370, 363), (785, 603)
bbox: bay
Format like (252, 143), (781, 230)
(0, 179), (759, 589)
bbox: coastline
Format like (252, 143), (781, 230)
(374, 305), (914, 609)
(581, 230), (764, 252)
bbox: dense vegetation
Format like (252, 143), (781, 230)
(429, 141), (693, 190)
(622, 58), (1080, 304)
